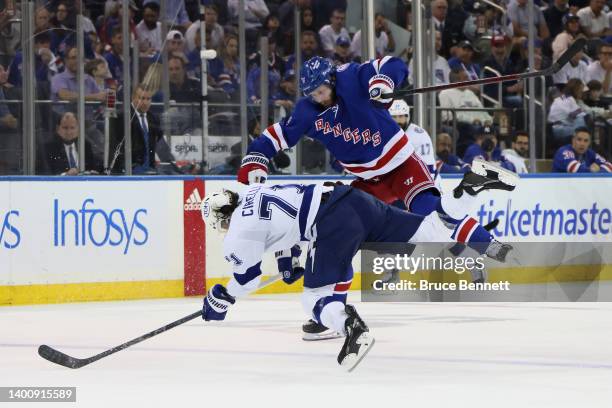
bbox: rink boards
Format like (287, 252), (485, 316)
(1, 174), (611, 305)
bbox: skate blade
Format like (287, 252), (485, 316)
(471, 158), (519, 188)
(340, 336), (376, 372)
(302, 331), (344, 341)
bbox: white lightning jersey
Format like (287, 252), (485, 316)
(223, 183), (323, 297)
(406, 123), (436, 176)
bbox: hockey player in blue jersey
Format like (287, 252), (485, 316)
(200, 182), (512, 371)
(552, 128), (612, 173)
(237, 55), (519, 337)
(238, 55), (517, 218)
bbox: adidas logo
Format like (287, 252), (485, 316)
(184, 189), (203, 211)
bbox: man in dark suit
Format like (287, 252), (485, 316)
(110, 84), (163, 174)
(37, 112), (102, 175)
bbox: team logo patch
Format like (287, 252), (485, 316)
(404, 177), (414, 186)
(337, 63), (349, 72)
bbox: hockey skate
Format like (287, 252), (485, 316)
(469, 262), (488, 283)
(454, 158), (519, 198)
(302, 319), (343, 341)
(337, 305), (375, 372)
(485, 240), (513, 262)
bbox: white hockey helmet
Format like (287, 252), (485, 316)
(201, 189), (239, 232)
(388, 99), (411, 122)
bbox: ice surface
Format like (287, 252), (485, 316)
(1, 294), (612, 408)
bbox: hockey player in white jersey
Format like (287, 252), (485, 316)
(388, 99), (436, 178)
(200, 182), (512, 371)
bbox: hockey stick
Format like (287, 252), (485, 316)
(383, 38), (586, 98)
(38, 274), (283, 369)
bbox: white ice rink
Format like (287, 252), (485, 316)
(1, 294), (612, 408)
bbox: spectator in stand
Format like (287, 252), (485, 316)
(8, 32), (56, 87)
(228, 0), (270, 30)
(552, 39), (588, 88)
(410, 30), (450, 85)
(439, 68), (493, 156)
(435, 132), (470, 173)
(247, 35), (285, 76)
(282, 6), (320, 55)
(448, 40), (480, 94)
(166, 30), (186, 59)
(85, 58), (113, 92)
(350, 13), (395, 61)
(285, 30), (321, 72)
(51, 1), (73, 30)
(34, 6), (58, 46)
(463, 125), (516, 171)
(583, 79), (610, 108)
(463, 1), (508, 47)
(99, 1), (138, 45)
(501, 131), (530, 174)
(209, 33), (240, 96)
(433, 0), (467, 58)
(0, 63), (17, 132)
(104, 26), (124, 82)
(110, 84), (163, 174)
(331, 35), (353, 65)
(246, 51), (282, 104)
(552, 127), (612, 172)
(578, 80), (612, 120)
(552, 13), (585, 61)
(273, 69), (298, 114)
(0, 0), (21, 62)
(548, 78), (589, 143)
(544, 0), (571, 39)
(185, 4), (225, 53)
(37, 112), (102, 175)
(585, 42), (612, 94)
(168, 54), (201, 103)
(263, 14), (284, 54)
(482, 34), (524, 108)
(143, 0), (191, 31)
(50, 46), (106, 115)
(577, 0), (612, 38)
(318, 8), (349, 57)
(135, 2), (162, 56)
(507, 0), (550, 43)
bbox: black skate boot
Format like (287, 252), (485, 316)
(454, 158), (519, 198)
(470, 262), (488, 283)
(485, 240), (513, 262)
(302, 319), (343, 341)
(337, 305), (375, 372)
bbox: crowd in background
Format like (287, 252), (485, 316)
(0, 0), (611, 175)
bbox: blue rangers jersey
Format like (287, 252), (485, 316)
(247, 57), (413, 179)
(552, 145), (612, 173)
(223, 183), (324, 298)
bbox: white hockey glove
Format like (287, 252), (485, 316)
(368, 74), (394, 109)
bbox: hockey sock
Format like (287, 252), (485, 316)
(319, 301), (349, 335)
(451, 216), (494, 255)
(409, 191), (443, 217)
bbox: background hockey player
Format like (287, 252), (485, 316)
(552, 127), (612, 173)
(200, 182), (513, 371)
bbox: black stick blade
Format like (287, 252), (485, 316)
(552, 38), (586, 73)
(38, 345), (88, 369)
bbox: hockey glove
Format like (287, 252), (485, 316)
(368, 74), (394, 109)
(202, 284), (236, 321)
(237, 152), (269, 185)
(275, 245), (304, 285)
